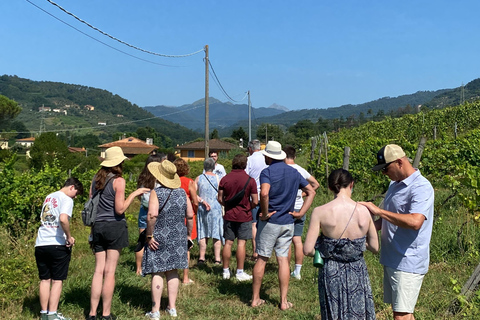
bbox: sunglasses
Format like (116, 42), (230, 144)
(382, 162), (393, 172)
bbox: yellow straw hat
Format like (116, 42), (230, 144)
(100, 146), (128, 167)
(147, 160), (181, 189)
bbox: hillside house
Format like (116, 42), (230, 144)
(0, 138), (8, 150)
(85, 105), (95, 111)
(98, 137), (158, 159)
(175, 139), (238, 161)
(16, 137), (35, 148)
(38, 106), (51, 112)
(68, 146), (86, 154)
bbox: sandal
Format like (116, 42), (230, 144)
(197, 259), (205, 266)
(214, 260), (222, 265)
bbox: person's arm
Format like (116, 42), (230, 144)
(217, 189), (225, 206)
(359, 201), (426, 230)
(188, 180), (199, 213)
(259, 182), (274, 220)
(146, 190), (159, 251)
(290, 184), (316, 219)
(59, 213), (75, 247)
(185, 197), (194, 238)
(113, 177), (149, 215)
(307, 175), (320, 191)
(365, 215), (379, 253)
(303, 206), (321, 257)
(196, 176), (211, 211)
(250, 193), (259, 209)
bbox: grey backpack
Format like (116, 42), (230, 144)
(82, 175), (114, 226)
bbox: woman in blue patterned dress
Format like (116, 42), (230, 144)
(304, 169), (379, 320)
(143, 160), (194, 319)
(195, 157), (224, 264)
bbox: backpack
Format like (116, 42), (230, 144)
(82, 175), (114, 226)
(224, 177), (251, 209)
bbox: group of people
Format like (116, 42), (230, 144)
(34, 141), (434, 320)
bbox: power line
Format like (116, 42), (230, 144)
(208, 60), (247, 103)
(45, 0), (204, 58)
(25, 0), (178, 67)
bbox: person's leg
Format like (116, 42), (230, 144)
(213, 239), (222, 262)
(89, 251), (106, 317)
(183, 251), (192, 284)
(236, 239), (246, 271)
(277, 256), (292, 310)
(135, 228), (145, 275)
(100, 249), (121, 317)
(222, 240), (233, 269)
(150, 273), (164, 313)
(252, 222), (257, 259)
(165, 270), (180, 310)
(251, 256), (268, 306)
(198, 238), (207, 261)
(47, 280), (63, 313)
(393, 312), (415, 320)
(39, 279), (51, 312)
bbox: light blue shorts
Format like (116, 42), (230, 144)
(255, 220), (294, 258)
(384, 266), (425, 313)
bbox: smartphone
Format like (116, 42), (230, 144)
(187, 239), (194, 250)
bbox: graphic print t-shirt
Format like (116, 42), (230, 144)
(35, 191), (73, 247)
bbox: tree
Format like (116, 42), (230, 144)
(29, 132), (69, 170)
(231, 127), (248, 143)
(210, 129), (219, 139)
(288, 119), (316, 141)
(0, 95), (21, 122)
(256, 123), (283, 143)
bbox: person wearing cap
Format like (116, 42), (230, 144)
(360, 144), (434, 320)
(35, 178), (84, 320)
(142, 160), (194, 319)
(251, 141), (316, 310)
(87, 147), (149, 320)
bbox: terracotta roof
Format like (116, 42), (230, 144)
(175, 139), (238, 150)
(98, 136), (158, 155)
(68, 147), (86, 153)
(16, 137), (35, 142)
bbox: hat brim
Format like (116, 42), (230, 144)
(148, 162), (181, 189)
(372, 163), (388, 171)
(261, 149), (286, 160)
(101, 156), (128, 167)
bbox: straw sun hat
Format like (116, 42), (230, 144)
(147, 160), (181, 189)
(100, 146), (128, 167)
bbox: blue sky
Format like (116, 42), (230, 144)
(1, 0), (480, 111)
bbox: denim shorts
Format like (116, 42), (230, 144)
(92, 220), (129, 253)
(35, 245), (71, 280)
(251, 205), (260, 223)
(138, 206), (148, 229)
(383, 266), (425, 313)
(255, 220), (294, 258)
(293, 213), (306, 237)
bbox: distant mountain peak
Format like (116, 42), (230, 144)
(268, 103), (289, 112)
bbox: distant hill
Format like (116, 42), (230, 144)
(424, 78), (480, 109)
(0, 75), (201, 145)
(144, 99), (286, 132)
(226, 89), (453, 131)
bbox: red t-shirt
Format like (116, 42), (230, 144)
(219, 169), (257, 222)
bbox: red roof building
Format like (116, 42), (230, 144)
(98, 137), (158, 158)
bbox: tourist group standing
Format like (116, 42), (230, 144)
(34, 142), (434, 320)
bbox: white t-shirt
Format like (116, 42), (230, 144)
(35, 191), (73, 247)
(288, 163), (311, 211)
(246, 151), (268, 194)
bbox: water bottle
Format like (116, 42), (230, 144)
(313, 249), (324, 268)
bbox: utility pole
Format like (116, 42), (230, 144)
(204, 45), (209, 158)
(248, 90), (251, 143)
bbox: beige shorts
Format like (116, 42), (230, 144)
(384, 266), (425, 313)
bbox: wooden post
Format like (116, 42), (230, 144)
(343, 146), (350, 170)
(310, 137), (317, 161)
(454, 122), (457, 140)
(413, 136), (427, 169)
(317, 138), (322, 167)
(323, 132), (329, 188)
(433, 126), (437, 140)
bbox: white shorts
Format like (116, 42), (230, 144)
(255, 220), (293, 258)
(384, 266), (425, 313)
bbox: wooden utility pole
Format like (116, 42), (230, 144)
(343, 146), (350, 170)
(248, 91), (252, 143)
(413, 136), (427, 168)
(204, 45), (209, 158)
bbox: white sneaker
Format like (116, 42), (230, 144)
(223, 271), (231, 279)
(236, 272), (253, 281)
(145, 311), (160, 320)
(290, 271), (301, 280)
(166, 308), (177, 317)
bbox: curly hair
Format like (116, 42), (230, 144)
(173, 158), (190, 177)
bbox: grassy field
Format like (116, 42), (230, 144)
(1, 184), (480, 319)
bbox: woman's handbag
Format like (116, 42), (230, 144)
(313, 249), (324, 268)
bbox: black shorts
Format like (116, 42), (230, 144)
(224, 220), (252, 241)
(35, 245), (71, 280)
(92, 220), (129, 253)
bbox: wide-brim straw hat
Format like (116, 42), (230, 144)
(261, 140), (286, 160)
(147, 160), (181, 189)
(101, 146), (128, 167)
